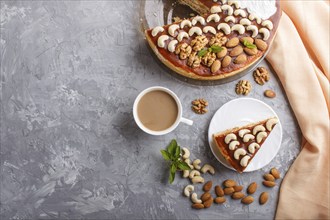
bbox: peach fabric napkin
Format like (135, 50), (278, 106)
(266, 1), (329, 219)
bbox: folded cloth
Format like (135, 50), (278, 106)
(266, 1), (330, 219)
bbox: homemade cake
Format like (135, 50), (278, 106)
(213, 117), (279, 173)
(145, 0), (281, 80)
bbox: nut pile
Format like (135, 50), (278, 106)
(235, 80), (252, 95)
(183, 167), (281, 209)
(181, 147), (215, 184)
(191, 99), (208, 114)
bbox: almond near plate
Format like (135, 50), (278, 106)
(208, 98), (283, 172)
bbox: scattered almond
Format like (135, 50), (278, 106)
(264, 90), (276, 98)
(203, 197), (213, 208)
(211, 60), (221, 73)
(214, 196), (226, 204)
(263, 173), (275, 182)
(203, 181), (213, 192)
(259, 192), (269, 205)
(223, 179), (236, 188)
(224, 187), (235, 195)
(232, 192), (245, 200)
(229, 45), (243, 57)
(226, 37), (239, 48)
(215, 185), (224, 197)
(263, 181), (276, 188)
(222, 55), (232, 68)
(241, 196), (254, 205)
(234, 54), (247, 64)
(233, 185), (243, 192)
(192, 203), (204, 209)
(247, 182), (258, 194)
(201, 192), (211, 202)
(270, 168), (280, 179)
(255, 39), (268, 51)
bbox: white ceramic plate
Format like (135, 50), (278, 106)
(208, 98), (282, 172)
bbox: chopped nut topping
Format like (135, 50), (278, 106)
(187, 52), (201, 68)
(201, 52), (216, 67)
(253, 67), (270, 85)
(209, 33), (228, 47)
(191, 36), (209, 52)
(175, 43), (192, 60)
(235, 80), (252, 95)
(192, 98), (208, 114)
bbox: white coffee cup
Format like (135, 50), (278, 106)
(133, 86), (193, 135)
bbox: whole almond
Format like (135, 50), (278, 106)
(203, 197), (213, 208)
(240, 37), (254, 44)
(224, 187), (235, 195)
(263, 173), (276, 182)
(232, 192), (245, 200)
(234, 54), (247, 64)
(259, 192), (269, 205)
(201, 192), (211, 202)
(211, 60), (221, 73)
(226, 37), (239, 48)
(263, 181), (276, 188)
(233, 185), (243, 192)
(255, 39), (268, 51)
(223, 179), (236, 188)
(215, 185), (224, 197)
(192, 203), (204, 209)
(247, 182), (258, 194)
(203, 181), (213, 192)
(230, 45), (243, 57)
(214, 196), (226, 204)
(217, 47), (228, 58)
(222, 55), (232, 68)
(241, 196), (254, 204)
(270, 168), (280, 179)
(244, 47), (258, 56)
(264, 90), (276, 98)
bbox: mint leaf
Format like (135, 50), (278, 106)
(177, 161), (191, 170)
(169, 169), (175, 184)
(174, 145), (181, 159)
(243, 40), (257, 49)
(210, 45), (223, 53)
(197, 48), (208, 57)
(167, 139), (177, 156)
(160, 150), (171, 161)
(169, 163), (177, 184)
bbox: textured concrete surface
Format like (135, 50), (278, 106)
(0, 1), (301, 219)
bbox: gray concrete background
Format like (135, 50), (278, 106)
(0, 1), (301, 219)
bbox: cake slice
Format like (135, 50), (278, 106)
(213, 117), (279, 173)
(144, 0), (281, 80)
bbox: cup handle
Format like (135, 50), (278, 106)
(180, 117), (193, 126)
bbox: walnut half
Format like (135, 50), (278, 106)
(235, 80), (252, 95)
(175, 43), (192, 60)
(253, 67), (270, 85)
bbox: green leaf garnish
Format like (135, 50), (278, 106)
(210, 45), (223, 53)
(160, 139), (191, 184)
(197, 48), (208, 57)
(243, 40), (257, 49)
(176, 161), (191, 171)
(160, 150), (171, 161)
(167, 139), (177, 156)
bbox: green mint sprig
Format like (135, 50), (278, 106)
(160, 139), (191, 184)
(243, 40), (257, 49)
(197, 45), (223, 57)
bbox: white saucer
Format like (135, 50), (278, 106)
(208, 98), (282, 172)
